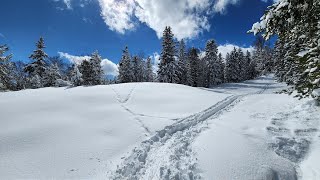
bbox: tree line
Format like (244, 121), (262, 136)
(1, 27), (274, 91)
(251, 0), (319, 102)
(118, 26), (273, 88)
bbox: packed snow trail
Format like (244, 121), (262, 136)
(108, 75), (280, 179)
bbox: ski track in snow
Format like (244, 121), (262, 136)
(108, 81), (273, 180)
(111, 85), (151, 135)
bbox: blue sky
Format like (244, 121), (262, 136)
(0, 0), (274, 75)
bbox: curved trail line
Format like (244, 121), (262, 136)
(111, 85), (151, 135)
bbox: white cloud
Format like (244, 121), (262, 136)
(214, 0), (240, 13)
(58, 52), (119, 76)
(56, 0), (241, 39)
(134, 0), (211, 40)
(101, 58), (119, 76)
(98, 0), (136, 34)
(217, 44), (254, 58)
(58, 52), (90, 65)
(63, 0), (72, 9)
(96, 0), (240, 40)
(0, 33), (5, 39)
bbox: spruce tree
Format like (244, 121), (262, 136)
(132, 55), (144, 82)
(274, 39), (286, 82)
(204, 39), (219, 87)
(197, 55), (207, 87)
(24, 37), (48, 88)
(79, 60), (94, 86)
(0, 45), (13, 90)
(118, 46), (133, 83)
(145, 57), (154, 82)
(187, 47), (199, 87)
(224, 48), (240, 83)
(217, 53), (225, 84)
(70, 64), (83, 86)
(43, 63), (61, 87)
(250, 0), (320, 100)
(90, 51), (103, 85)
(177, 39), (188, 85)
(157, 26), (178, 83)
(25, 37), (48, 78)
(243, 51), (252, 80)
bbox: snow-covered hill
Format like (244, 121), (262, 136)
(0, 82), (228, 179)
(0, 75), (319, 179)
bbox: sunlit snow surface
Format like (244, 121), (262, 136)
(0, 75), (319, 179)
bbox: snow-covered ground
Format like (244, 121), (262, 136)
(0, 75), (319, 179)
(0, 82), (228, 179)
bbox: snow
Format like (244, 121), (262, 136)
(1, 75), (319, 179)
(298, 50), (309, 57)
(0, 82), (228, 179)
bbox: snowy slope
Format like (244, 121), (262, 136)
(0, 75), (319, 179)
(0, 83), (228, 179)
(108, 75), (320, 180)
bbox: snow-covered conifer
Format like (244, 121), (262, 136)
(157, 26), (178, 83)
(118, 46), (133, 83)
(177, 39), (188, 85)
(0, 44), (13, 90)
(70, 64), (83, 86)
(187, 47), (199, 87)
(145, 57), (154, 82)
(90, 51), (103, 85)
(204, 39), (219, 87)
(43, 63), (61, 87)
(24, 37), (48, 78)
(250, 0), (320, 100)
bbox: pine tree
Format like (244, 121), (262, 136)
(217, 53), (225, 84)
(24, 37), (48, 88)
(43, 63), (61, 87)
(177, 39), (188, 85)
(0, 44), (13, 90)
(224, 48), (240, 83)
(274, 39), (286, 82)
(237, 48), (246, 81)
(132, 55), (144, 82)
(145, 57), (154, 82)
(250, 0), (320, 100)
(70, 64), (83, 86)
(25, 37), (48, 77)
(243, 51), (252, 80)
(204, 39), (219, 87)
(158, 26), (178, 83)
(79, 60), (94, 86)
(187, 47), (199, 87)
(197, 55), (207, 87)
(118, 46), (133, 83)
(90, 51), (103, 85)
